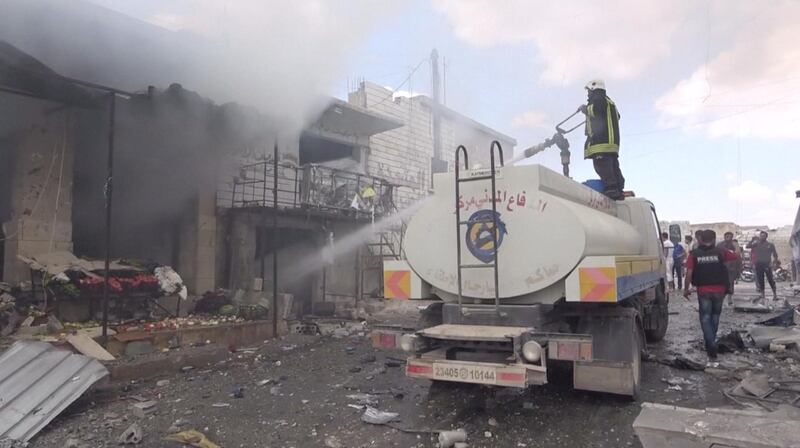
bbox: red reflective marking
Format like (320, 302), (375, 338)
(557, 341), (579, 360)
(406, 364), (432, 375)
(498, 372), (525, 383)
(380, 333), (396, 348)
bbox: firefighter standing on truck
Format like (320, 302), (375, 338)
(580, 79), (624, 200)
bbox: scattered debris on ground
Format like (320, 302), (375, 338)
(634, 402), (800, 448)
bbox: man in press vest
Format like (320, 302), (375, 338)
(684, 229), (740, 360)
(580, 79), (624, 200)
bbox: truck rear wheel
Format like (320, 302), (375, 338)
(644, 284), (668, 342)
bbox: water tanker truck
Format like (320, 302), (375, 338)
(382, 142), (668, 397)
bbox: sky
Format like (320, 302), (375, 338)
(85, 0), (800, 228)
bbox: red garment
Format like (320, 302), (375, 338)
(687, 248), (739, 294)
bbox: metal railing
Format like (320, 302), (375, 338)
(225, 161), (397, 219)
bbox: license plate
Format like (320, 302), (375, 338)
(432, 363), (497, 385)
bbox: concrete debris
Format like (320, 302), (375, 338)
(116, 423), (143, 445)
(738, 374), (775, 399)
(156, 380), (170, 387)
(483, 431), (492, 438)
(361, 407), (398, 425)
(324, 435), (343, 448)
(748, 326), (800, 350)
(634, 402), (800, 448)
(438, 429), (467, 448)
(131, 401), (157, 418)
(316, 320), (367, 338)
(770, 343), (787, 352)
(256, 379), (271, 386)
(734, 298), (773, 313)
(487, 417), (498, 427)
(167, 418), (189, 433)
(662, 377), (692, 387)
(46, 315), (64, 333)
(346, 393), (378, 406)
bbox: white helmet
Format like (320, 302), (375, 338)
(585, 79), (606, 91)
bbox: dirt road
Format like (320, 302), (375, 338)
(30, 282), (798, 447)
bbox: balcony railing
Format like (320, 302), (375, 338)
(224, 161), (397, 219)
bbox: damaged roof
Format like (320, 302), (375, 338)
(0, 41), (100, 107)
(0, 341), (109, 444)
(312, 98), (404, 138)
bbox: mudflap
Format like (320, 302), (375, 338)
(643, 284), (668, 342)
(573, 307), (643, 397)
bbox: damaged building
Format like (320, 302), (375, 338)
(0, 45), (405, 321)
(0, 0), (516, 326)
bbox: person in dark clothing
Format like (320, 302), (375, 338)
(684, 229), (739, 360)
(716, 232), (742, 306)
(580, 79), (624, 200)
(672, 240), (686, 289)
(747, 231), (779, 302)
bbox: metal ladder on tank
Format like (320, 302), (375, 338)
(454, 141), (505, 318)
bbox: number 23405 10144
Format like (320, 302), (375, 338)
(432, 364), (497, 384)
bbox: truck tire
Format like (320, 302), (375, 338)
(644, 284), (668, 343)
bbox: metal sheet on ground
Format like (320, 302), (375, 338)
(0, 341), (109, 444)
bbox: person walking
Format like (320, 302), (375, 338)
(747, 231), (779, 303)
(580, 79), (624, 200)
(717, 232), (742, 306)
(691, 230), (703, 251)
(662, 232), (675, 290)
(673, 237), (687, 290)
(684, 230), (740, 360)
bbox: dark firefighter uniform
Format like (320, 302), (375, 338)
(583, 81), (624, 200)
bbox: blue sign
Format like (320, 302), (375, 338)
(465, 210), (507, 263)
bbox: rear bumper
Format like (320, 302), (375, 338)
(406, 357), (546, 388)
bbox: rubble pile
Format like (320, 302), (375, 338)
(115, 315), (246, 334)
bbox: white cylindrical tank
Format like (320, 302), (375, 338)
(403, 164), (642, 302)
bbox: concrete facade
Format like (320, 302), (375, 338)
(349, 81), (516, 209)
(1, 97), (76, 283)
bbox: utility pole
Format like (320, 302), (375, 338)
(430, 49), (447, 180)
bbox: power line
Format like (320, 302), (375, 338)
(370, 57), (428, 108)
